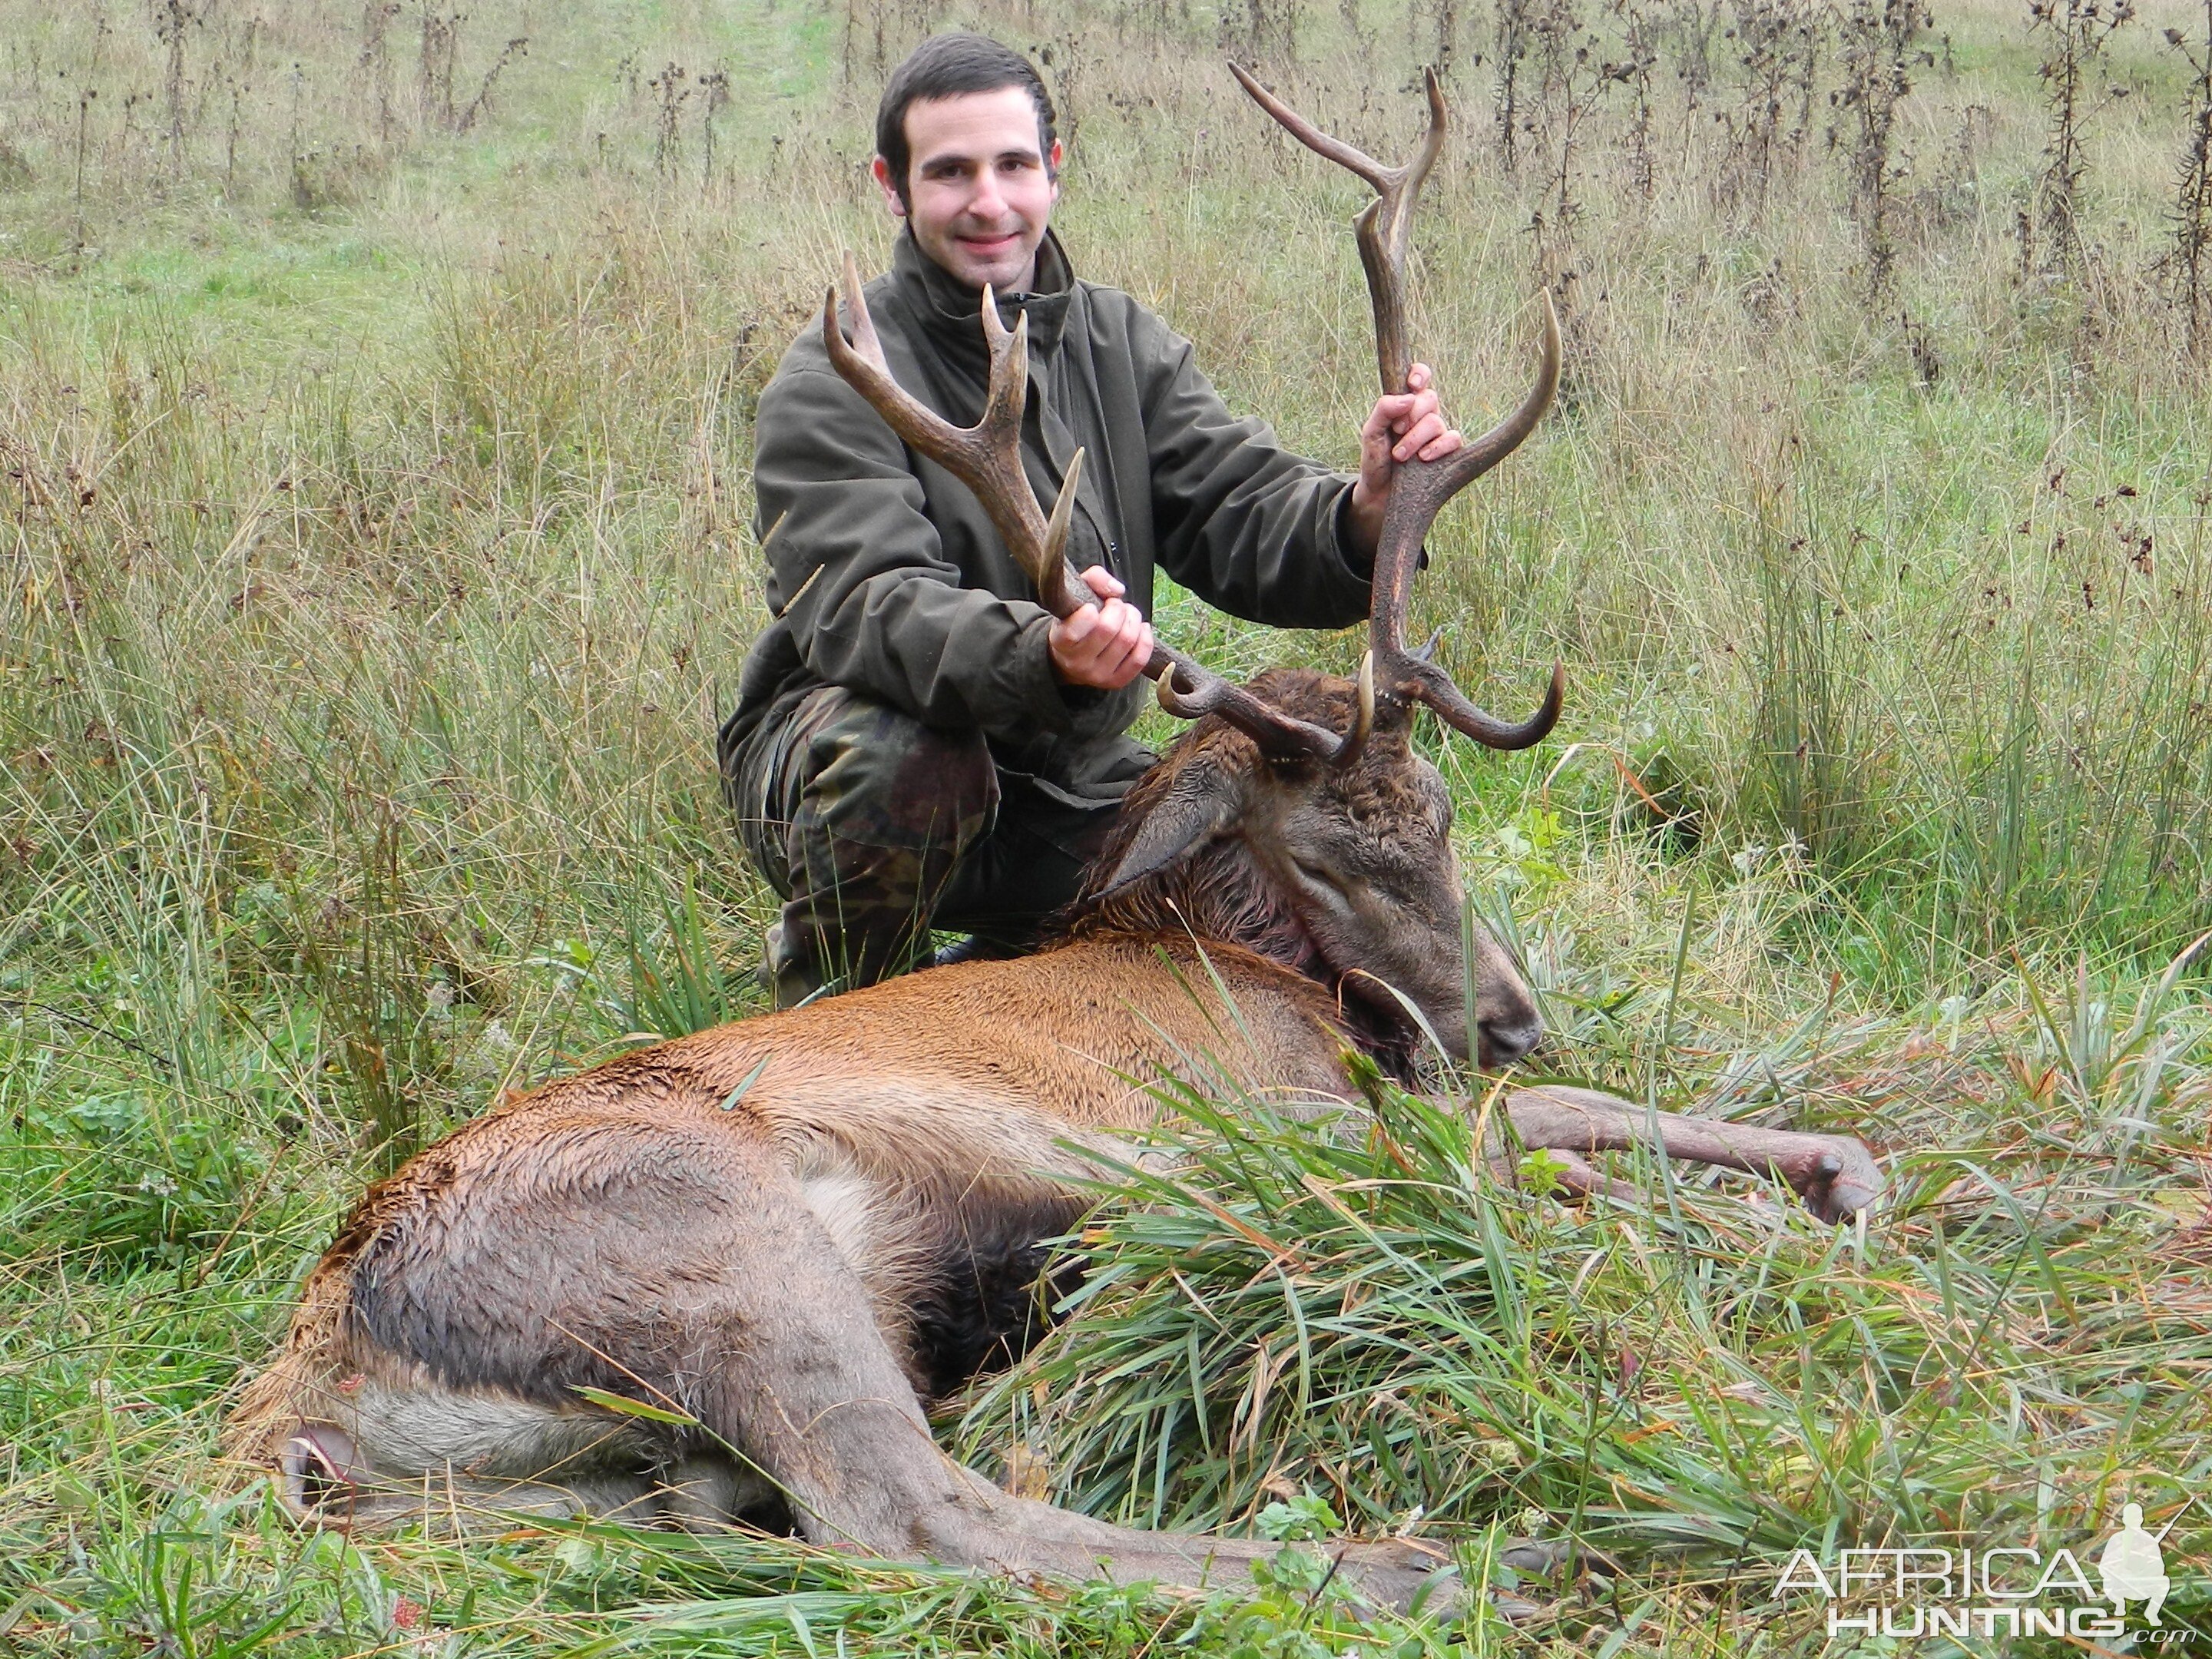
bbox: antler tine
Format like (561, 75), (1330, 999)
(1233, 66), (1564, 753)
(823, 250), (1079, 614)
(1227, 61), (1397, 194)
(1154, 645), (1376, 764)
(1154, 655), (1365, 763)
(975, 281), (1034, 440)
(1435, 285), (1561, 492)
(823, 249), (1365, 767)
(1364, 292), (1561, 750)
(1230, 61), (1445, 396)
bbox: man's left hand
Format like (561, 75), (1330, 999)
(1345, 361), (1462, 559)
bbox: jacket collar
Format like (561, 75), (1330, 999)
(889, 226), (1075, 362)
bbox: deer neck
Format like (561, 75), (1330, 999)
(1057, 836), (1422, 1077)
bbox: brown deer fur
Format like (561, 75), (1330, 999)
(230, 671), (1880, 1614)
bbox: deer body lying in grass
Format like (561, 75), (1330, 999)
(232, 71), (1882, 1614)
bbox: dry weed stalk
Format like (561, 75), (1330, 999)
(290, 800), (452, 1175)
(2164, 2), (2212, 355)
(1671, 0), (1720, 112)
(455, 34), (527, 134)
(1720, 0), (1820, 217)
(1515, 0), (1608, 401)
(1495, 0), (1534, 171)
(156, 0), (194, 186)
(1532, 0), (1601, 227)
(699, 68), (730, 188)
(1243, 0), (1303, 61)
(417, 5), (462, 131)
(71, 84), (92, 253)
(2029, 0), (2136, 273)
(362, 1), (400, 148)
(1408, 0), (1463, 74)
(651, 61), (690, 177)
(1607, 0), (1659, 201)
(1833, 0), (1931, 293)
(222, 69), (243, 198)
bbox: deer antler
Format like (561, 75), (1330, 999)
(1230, 63), (1564, 752)
(821, 251), (1373, 766)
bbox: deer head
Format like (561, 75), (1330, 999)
(1068, 667), (1541, 1067)
(819, 66), (1560, 1066)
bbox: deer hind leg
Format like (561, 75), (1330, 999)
(495, 1139), (1459, 1613)
(273, 1359), (792, 1532)
(275, 1402), (689, 1531)
(684, 1224), (1455, 1612)
(1501, 1084), (1883, 1222)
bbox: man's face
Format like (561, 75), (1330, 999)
(873, 85), (1061, 293)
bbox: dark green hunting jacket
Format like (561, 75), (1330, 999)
(719, 228), (1375, 809)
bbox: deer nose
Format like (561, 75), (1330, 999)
(1478, 1014), (1542, 1068)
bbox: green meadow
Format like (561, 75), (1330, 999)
(2, 0), (2210, 1651)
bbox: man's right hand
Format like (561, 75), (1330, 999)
(1048, 565), (1155, 690)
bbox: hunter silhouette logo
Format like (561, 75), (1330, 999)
(2098, 1504), (2174, 1626)
(1776, 1505), (2192, 1643)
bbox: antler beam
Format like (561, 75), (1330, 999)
(1230, 64), (1564, 751)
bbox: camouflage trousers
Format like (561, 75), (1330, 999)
(725, 686), (1140, 1008)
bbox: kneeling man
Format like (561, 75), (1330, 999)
(720, 31), (1465, 1005)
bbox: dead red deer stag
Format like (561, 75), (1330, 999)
(230, 68), (1882, 1613)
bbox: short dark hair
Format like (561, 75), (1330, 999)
(875, 32), (1058, 208)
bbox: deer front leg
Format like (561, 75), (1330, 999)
(1500, 1084), (1882, 1223)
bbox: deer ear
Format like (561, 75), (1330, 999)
(1098, 760), (1244, 895)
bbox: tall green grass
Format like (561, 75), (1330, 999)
(961, 1051), (2212, 1579)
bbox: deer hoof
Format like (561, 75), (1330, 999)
(1491, 1590), (1545, 1623)
(1787, 1136), (1883, 1224)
